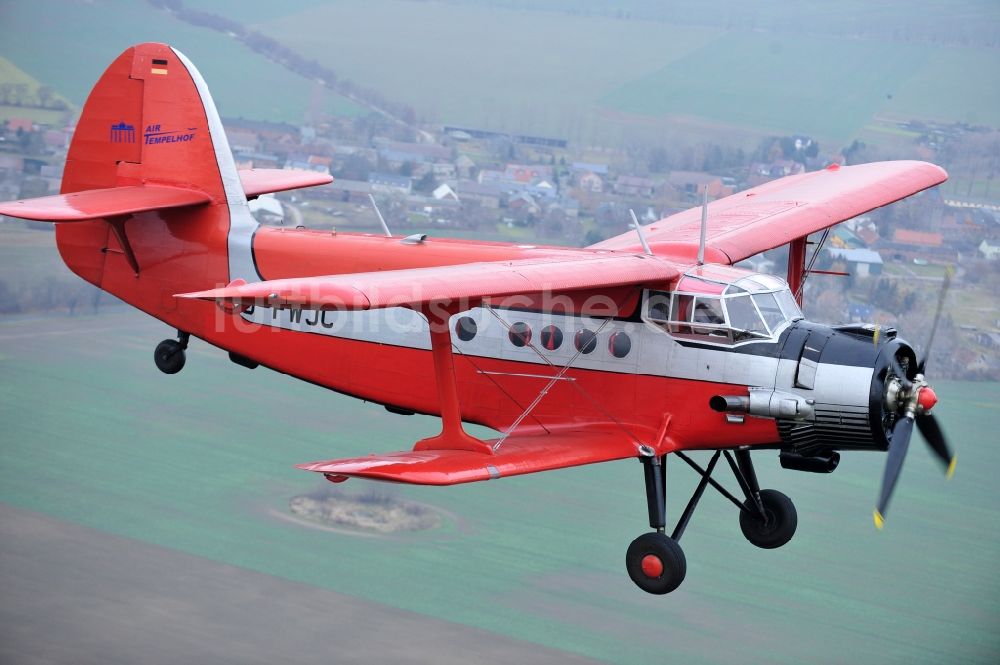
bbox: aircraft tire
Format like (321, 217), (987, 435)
(625, 532), (686, 594)
(154, 339), (186, 375)
(739, 489), (797, 549)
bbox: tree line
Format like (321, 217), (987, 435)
(0, 83), (69, 111)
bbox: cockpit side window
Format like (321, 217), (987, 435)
(752, 292), (785, 332)
(671, 294), (694, 323)
(693, 298), (725, 324)
(774, 288), (804, 321)
(726, 294), (767, 335)
(648, 293), (671, 322)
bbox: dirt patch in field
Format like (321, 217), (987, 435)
(286, 484), (442, 535)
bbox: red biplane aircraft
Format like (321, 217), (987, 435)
(0, 44), (955, 594)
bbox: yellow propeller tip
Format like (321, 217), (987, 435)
(946, 456), (957, 480)
(873, 510), (885, 530)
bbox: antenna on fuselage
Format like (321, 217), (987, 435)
(629, 208), (653, 256)
(368, 193), (393, 238)
(697, 186), (709, 266)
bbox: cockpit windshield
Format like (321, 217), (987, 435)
(645, 267), (803, 344)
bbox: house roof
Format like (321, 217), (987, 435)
(368, 172), (412, 188)
(893, 229), (943, 246)
(6, 118), (33, 132)
(432, 183), (458, 200)
(307, 155), (332, 166)
(504, 164), (553, 183)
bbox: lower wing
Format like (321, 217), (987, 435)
(297, 428), (644, 485)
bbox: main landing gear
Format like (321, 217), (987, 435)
(626, 447), (797, 594)
(154, 331), (189, 375)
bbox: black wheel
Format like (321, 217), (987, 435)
(625, 532), (686, 595)
(154, 339), (186, 374)
(739, 489), (797, 549)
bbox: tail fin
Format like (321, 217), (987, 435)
(62, 42), (242, 203)
(0, 43), (250, 301)
(0, 44), (329, 296)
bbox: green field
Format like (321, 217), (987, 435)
(603, 33), (938, 145)
(1, 1), (996, 146)
(0, 55), (74, 125)
(257, 0), (999, 145)
(258, 0), (722, 142)
(0, 303), (997, 664)
(0, 0), (363, 125)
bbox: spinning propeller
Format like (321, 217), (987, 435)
(873, 267), (956, 529)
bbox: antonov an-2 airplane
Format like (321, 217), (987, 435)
(0, 43), (954, 594)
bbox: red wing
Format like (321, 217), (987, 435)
(591, 160), (947, 264)
(297, 429), (642, 485)
(239, 168), (332, 199)
(178, 253), (679, 311)
(0, 185), (210, 222)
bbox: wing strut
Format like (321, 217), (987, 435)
(413, 305), (492, 454)
(787, 236), (807, 306)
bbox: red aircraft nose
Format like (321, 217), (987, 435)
(917, 386), (938, 413)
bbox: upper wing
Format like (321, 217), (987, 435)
(0, 185), (210, 222)
(238, 168), (333, 199)
(178, 253), (678, 311)
(297, 428), (643, 485)
(591, 160), (947, 264)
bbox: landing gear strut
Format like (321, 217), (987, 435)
(625, 448), (797, 595)
(154, 330), (189, 375)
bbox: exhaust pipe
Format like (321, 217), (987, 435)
(710, 388), (815, 420)
(779, 450), (840, 473)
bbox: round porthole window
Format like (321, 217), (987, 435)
(609, 331), (632, 358)
(455, 316), (477, 342)
(574, 329), (597, 354)
(540, 325), (563, 350)
(508, 322), (532, 347)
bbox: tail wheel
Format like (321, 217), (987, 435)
(154, 339), (186, 375)
(626, 532), (686, 595)
(739, 489), (797, 549)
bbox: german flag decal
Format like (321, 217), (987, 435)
(151, 58), (168, 75)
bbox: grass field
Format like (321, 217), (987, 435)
(0, 0), (363, 125)
(603, 32), (934, 145)
(258, 0), (722, 142)
(0, 303), (997, 664)
(0, 55), (74, 125)
(257, 0), (999, 146)
(1, 1), (995, 147)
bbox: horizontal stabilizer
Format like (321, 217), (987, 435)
(0, 185), (211, 222)
(239, 168), (333, 199)
(178, 253), (678, 311)
(297, 429), (642, 485)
